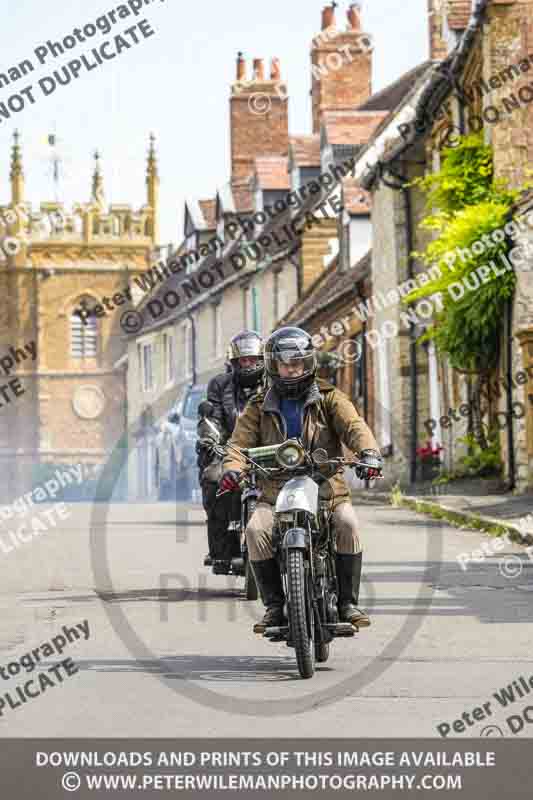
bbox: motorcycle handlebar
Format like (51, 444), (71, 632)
(215, 459), (383, 493)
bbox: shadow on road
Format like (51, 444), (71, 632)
(97, 588), (246, 603)
(77, 654), (332, 683)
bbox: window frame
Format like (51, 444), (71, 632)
(70, 300), (98, 360)
(162, 332), (175, 386)
(138, 338), (156, 394)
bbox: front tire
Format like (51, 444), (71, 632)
(287, 549), (314, 679)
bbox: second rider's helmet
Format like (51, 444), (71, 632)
(264, 327), (317, 399)
(228, 330), (264, 389)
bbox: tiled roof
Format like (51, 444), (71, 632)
(352, 63), (437, 187)
(356, 61), (433, 112)
(198, 199), (216, 229)
(289, 135), (321, 167)
(216, 180), (254, 215)
(186, 198), (207, 231)
(322, 111), (389, 147)
(136, 172), (345, 336)
(254, 156), (290, 190)
(281, 250), (371, 328)
(343, 178), (371, 216)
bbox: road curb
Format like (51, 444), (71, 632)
(352, 488), (533, 546)
(394, 495), (533, 546)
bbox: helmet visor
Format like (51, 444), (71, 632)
(229, 332), (263, 360)
(266, 350), (316, 378)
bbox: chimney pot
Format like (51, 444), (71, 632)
(236, 52), (245, 81)
(253, 58), (265, 80)
(347, 3), (361, 30)
(270, 57), (281, 80)
(321, 4), (336, 30)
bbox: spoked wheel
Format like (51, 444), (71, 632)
(287, 549), (314, 679)
(244, 558), (259, 600)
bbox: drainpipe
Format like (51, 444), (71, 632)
(251, 285), (260, 332)
(403, 185), (418, 486)
(287, 242), (303, 298)
(361, 321), (369, 420)
(505, 296), (516, 490)
(378, 165), (418, 485)
(188, 313), (197, 385)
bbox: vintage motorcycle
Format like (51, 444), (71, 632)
(197, 401), (258, 600)
(212, 435), (374, 679)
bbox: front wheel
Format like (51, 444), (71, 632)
(287, 549), (314, 679)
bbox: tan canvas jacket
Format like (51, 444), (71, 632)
(223, 378), (380, 507)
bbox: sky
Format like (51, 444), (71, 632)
(0, 0), (429, 247)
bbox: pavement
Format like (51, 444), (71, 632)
(358, 479), (533, 541)
(0, 497), (532, 738)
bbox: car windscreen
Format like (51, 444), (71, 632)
(182, 390), (206, 420)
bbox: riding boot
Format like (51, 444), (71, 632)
(336, 552), (370, 628)
(250, 559), (285, 633)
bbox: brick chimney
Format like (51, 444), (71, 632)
(428, 0), (447, 60)
(322, 3), (336, 30)
(347, 3), (361, 30)
(236, 51), (246, 81)
(230, 53), (289, 183)
(311, 4), (373, 134)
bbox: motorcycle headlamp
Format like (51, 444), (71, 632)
(276, 440), (306, 469)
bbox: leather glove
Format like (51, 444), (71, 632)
(355, 449), (383, 480)
(219, 470), (241, 492)
(196, 437), (216, 457)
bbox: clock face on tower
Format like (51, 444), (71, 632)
(72, 385), (106, 420)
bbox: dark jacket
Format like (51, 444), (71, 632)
(223, 378), (380, 508)
(197, 372), (261, 483)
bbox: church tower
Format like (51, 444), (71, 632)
(0, 133), (159, 501)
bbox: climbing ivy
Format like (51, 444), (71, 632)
(405, 134), (521, 373)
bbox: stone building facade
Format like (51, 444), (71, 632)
(126, 3), (382, 498)
(0, 132), (158, 501)
(353, 0), (533, 491)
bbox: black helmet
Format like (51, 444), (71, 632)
(265, 327), (317, 399)
(228, 330), (264, 389)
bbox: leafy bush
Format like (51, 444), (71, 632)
(456, 431), (502, 477)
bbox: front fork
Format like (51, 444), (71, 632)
(276, 520), (323, 644)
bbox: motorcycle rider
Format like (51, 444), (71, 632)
(197, 330), (265, 569)
(220, 327), (382, 631)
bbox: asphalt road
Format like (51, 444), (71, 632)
(1, 499), (533, 737)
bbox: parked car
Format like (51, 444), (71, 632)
(154, 383), (207, 501)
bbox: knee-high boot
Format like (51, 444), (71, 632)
(250, 559), (285, 633)
(336, 552), (370, 628)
